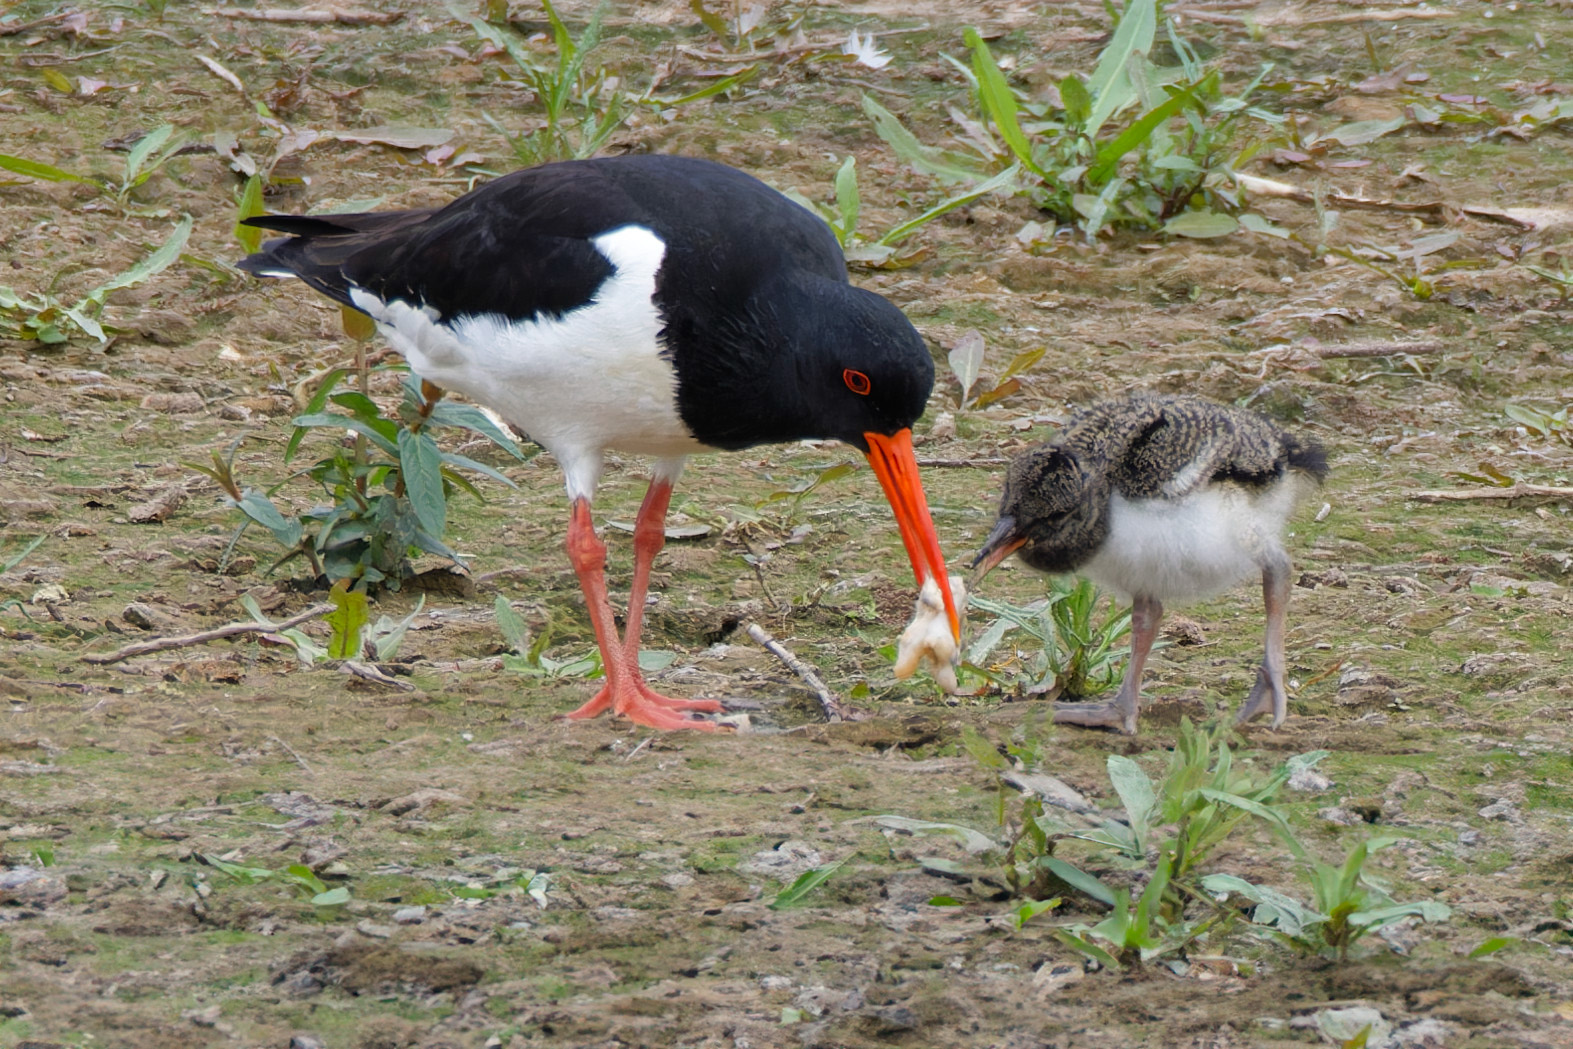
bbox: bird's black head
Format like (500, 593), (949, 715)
(668, 274), (932, 452)
(972, 443), (1109, 577)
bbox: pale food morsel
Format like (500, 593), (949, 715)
(895, 575), (966, 693)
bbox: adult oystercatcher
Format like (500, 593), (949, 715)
(238, 154), (959, 731)
(971, 393), (1326, 734)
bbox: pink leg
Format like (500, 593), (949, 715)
(1054, 593), (1161, 735)
(1236, 553), (1291, 728)
(561, 494), (720, 731)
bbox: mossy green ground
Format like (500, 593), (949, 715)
(2, 1), (1571, 1047)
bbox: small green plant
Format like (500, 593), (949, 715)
(1505, 401), (1570, 446)
(469, 1), (753, 165)
(495, 594), (674, 679)
(201, 854), (350, 909)
(1204, 836), (1451, 960)
(865, 0), (1284, 240)
(193, 369), (525, 591)
(942, 330), (1043, 410)
(784, 155), (1019, 267)
(0, 124), (191, 216)
(1322, 232), (1490, 302)
(0, 216), (191, 345)
(2, 534), (45, 617)
(768, 859), (847, 910)
(965, 580), (1133, 698)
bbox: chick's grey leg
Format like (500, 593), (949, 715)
(1236, 550), (1291, 727)
(1054, 593), (1162, 736)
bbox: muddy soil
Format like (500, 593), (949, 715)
(2, 2), (1571, 1047)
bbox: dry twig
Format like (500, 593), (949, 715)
(206, 6), (402, 25)
(82, 603), (334, 665)
(1410, 484), (1573, 503)
(746, 622), (849, 722)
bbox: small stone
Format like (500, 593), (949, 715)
(122, 602), (173, 630)
(289, 1037), (326, 1049)
(759, 975), (793, 991)
(1318, 807), (1361, 827)
(929, 411), (956, 440)
(140, 391), (205, 413)
(1458, 829), (1480, 846)
(392, 905), (427, 925)
(660, 872), (694, 889)
(182, 1004), (223, 1027)
(1477, 800), (1517, 821)
(127, 487), (186, 524)
(29, 584), (68, 605)
(355, 921), (395, 939)
(1288, 767), (1334, 793)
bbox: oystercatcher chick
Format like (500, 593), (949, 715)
(238, 155), (959, 732)
(971, 393), (1327, 734)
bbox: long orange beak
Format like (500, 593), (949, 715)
(863, 429), (960, 640)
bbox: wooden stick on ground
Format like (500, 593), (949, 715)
(746, 622), (849, 723)
(207, 7), (402, 25)
(82, 603), (335, 665)
(1410, 484), (1573, 503)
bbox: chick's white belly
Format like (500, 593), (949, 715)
(1082, 486), (1292, 604)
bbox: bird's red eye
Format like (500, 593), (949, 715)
(843, 369), (871, 395)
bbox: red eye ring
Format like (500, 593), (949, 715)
(843, 369), (871, 396)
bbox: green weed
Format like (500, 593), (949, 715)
(965, 581), (1133, 698)
(199, 854), (351, 909)
(469, 1), (752, 165)
(0, 216), (191, 346)
(191, 370), (524, 591)
(865, 0), (1283, 240)
(0, 124), (191, 217)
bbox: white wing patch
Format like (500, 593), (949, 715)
(348, 225), (703, 502)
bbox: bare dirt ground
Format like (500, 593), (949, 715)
(2, 1), (1571, 1047)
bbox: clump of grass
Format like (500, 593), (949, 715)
(965, 580), (1133, 698)
(0, 124), (191, 217)
(0, 216), (191, 346)
(864, 0), (1283, 240)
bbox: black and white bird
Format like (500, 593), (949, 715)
(238, 154), (958, 731)
(971, 393), (1327, 734)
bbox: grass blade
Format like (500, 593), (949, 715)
(768, 858), (846, 910)
(0, 154), (101, 186)
(879, 165), (1019, 245)
(962, 28), (1044, 178)
(861, 95), (987, 183)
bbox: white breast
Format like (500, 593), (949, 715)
(348, 225), (703, 500)
(1081, 478), (1304, 604)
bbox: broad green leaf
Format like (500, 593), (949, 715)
(1040, 856), (1117, 906)
(202, 854), (278, 883)
(879, 165), (1019, 246)
(637, 650), (677, 672)
(494, 595), (530, 655)
(1009, 897), (1061, 929)
(1468, 936), (1515, 959)
(124, 125), (175, 183)
(369, 595), (424, 661)
(311, 886), (351, 907)
(959, 724), (1008, 769)
(832, 156), (860, 239)
(238, 490), (302, 548)
(1322, 117), (1407, 147)
(326, 581), (369, 660)
(768, 858), (846, 910)
(427, 402), (524, 456)
(1239, 212), (1290, 238)
(341, 303), (377, 340)
(1060, 73), (1092, 127)
(41, 68), (74, 94)
(1164, 210), (1240, 238)
(689, 0), (730, 38)
(963, 28), (1043, 178)
(235, 174), (267, 254)
(0, 153), (101, 186)
(1106, 755), (1156, 843)
(79, 215), (192, 308)
(1084, 0), (1157, 136)
(866, 815), (998, 855)
(1087, 83), (1199, 186)
(861, 95), (986, 183)
(1052, 929), (1122, 970)
(293, 413), (400, 456)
